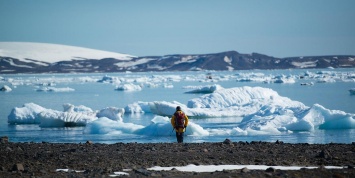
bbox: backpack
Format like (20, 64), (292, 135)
(174, 111), (185, 128)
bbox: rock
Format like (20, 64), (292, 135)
(6, 147), (12, 152)
(0, 136), (9, 143)
(0, 167), (5, 171)
(265, 167), (276, 172)
(17, 146), (23, 151)
(241, 167), (250, 173)
(223, 139), (233, 145)
(134, 168), (151, 176)
(317, 149), (332, 159)
(86, 140), (93, 145)
(12, 164), (24, 171)
(318, 165), (326, 170)
(275, 140), (283, 144)
(104, 167), (112, 173)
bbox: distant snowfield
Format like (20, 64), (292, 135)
(0, 42), (135, 63)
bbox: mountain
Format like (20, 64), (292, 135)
(1, 42), (354, 73)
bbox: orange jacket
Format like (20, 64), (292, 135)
(171, 111), (189, 133)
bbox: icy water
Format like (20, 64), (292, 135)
(0, 69), (354, 144)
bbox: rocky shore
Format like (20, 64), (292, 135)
(1, 137), (354, 177)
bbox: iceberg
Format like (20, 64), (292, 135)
(63, 103), (94, 113)
(184, 84), (224, 94)
(97, 75), (122, 83)
(97, 107), (125, 121)
(35, 87), (75, 92)
(115, 83), (142, 91)
(7, 86), (355, 136)
(124, 102), (150, 113)
(349, 88), (355, 95)
(0, 85), (12, 92)
(83, 117), (144, 134)
(84, 116), (208, 136)
(273, 75), (296, 84)
(131, 86), (307, 118)
(133, 116), (209, 136)
(131, 86), (355, 135)
(8, 103), (46, 124)
(8, 103), (98, 127)
(38, 110), (96, 127)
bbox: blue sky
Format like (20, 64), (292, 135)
(1, 0), (354, 57)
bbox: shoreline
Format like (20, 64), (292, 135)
(1, 138), (355, 177)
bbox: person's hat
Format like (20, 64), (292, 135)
(176, 106), (181, 111)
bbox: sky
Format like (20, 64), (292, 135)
(0, 0), (354, 57)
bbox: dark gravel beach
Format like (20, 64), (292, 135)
(1, 137), (354, 177)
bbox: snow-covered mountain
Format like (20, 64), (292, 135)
(0, 42), (134, 63)
(1, 42), (355, 73)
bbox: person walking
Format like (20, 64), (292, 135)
(171, 106), (189, 143)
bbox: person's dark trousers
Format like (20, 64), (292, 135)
(176, 132), (184, 143)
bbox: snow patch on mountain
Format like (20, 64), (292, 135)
(3, 58), (33, 68)
(174, 55), (198, 65)
(291, 61), (317, 68)
(115, 58), (155, 68)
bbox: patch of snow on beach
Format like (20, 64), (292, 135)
(148, 164), (344, 172)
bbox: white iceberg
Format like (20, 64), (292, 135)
(8, 103), (98, 127)
(63, 103), (94, 113)
(83, 117), (144, 135)
(38, 110), (96, 127)
(97, 107), (125, 121)
(273, 75), (296, 84)
(8, 103), (46, 124)
(124, 102), (150, 113)
(184, 84), (224, 93)
(36, 87), (75, 92)
(115, 83), (142, 91)
(130, 86), (355, 135)
(83, 115), (208, 136)
(8, 86), (355, 136)
(0, 85), (12, 92)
